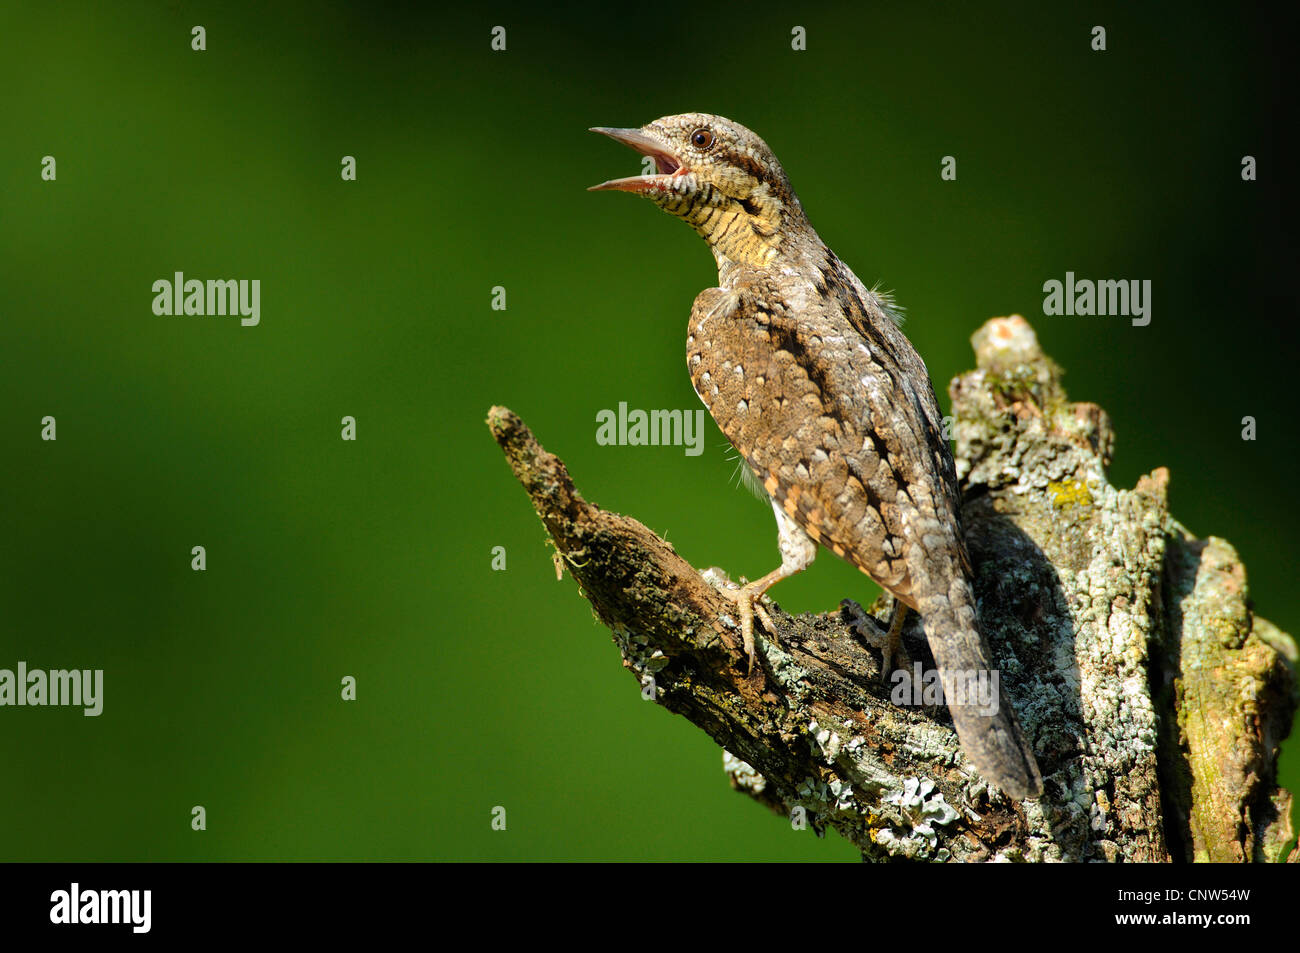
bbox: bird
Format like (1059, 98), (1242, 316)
(589, 113), (1043, 799)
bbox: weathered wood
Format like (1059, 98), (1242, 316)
(488, 315), (1296, 862)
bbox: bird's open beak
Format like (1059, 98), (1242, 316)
(588, 126), (685, 192)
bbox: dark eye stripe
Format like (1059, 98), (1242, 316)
(725, 150), (766, 180)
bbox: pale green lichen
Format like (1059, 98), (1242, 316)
(723, 751), (766, 794)
(872, 778), (962, 859)
(808, 718), (844, 764)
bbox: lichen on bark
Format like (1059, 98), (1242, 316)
(488, 315), (1296, 862)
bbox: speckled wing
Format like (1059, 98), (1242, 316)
(685, 269), (962, 609)
(686, 267), (1043, 798)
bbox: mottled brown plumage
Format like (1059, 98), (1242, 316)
(591, 113), (1042, 799)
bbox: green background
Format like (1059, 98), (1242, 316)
(0, 1), (1292, 861)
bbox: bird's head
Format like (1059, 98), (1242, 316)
(589, 113), (808, 268)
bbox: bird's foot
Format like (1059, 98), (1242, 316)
(841, 598), (911, 681)
(701, 567), (776, 675)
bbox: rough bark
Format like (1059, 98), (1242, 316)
(487, 315), (1297, 862)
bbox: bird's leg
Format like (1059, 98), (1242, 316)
(843, 598), (912, 680)
(881, 603), (910, 677)
(715, 564), (791, 675)
(707, 500), (817, 675)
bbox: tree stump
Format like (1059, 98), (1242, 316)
(488, 315), (1296, 862)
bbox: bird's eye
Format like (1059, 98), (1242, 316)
(690, 128), (714, 149)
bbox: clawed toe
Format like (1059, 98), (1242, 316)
(842, 598), (911, 680)
(712, 580), (777, 675)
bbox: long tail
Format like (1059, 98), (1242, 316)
(914, 571), (1043, 799)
